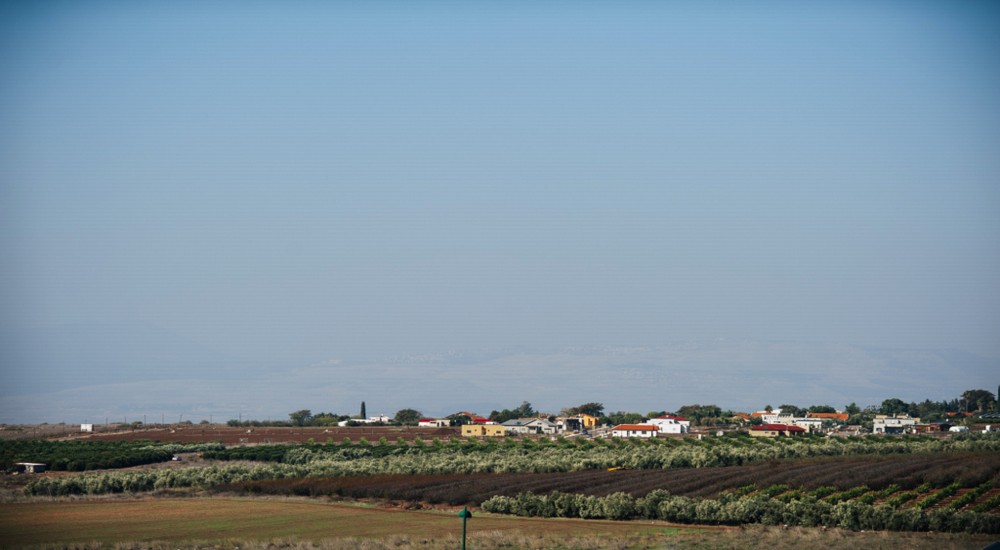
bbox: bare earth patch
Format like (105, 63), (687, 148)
(0, 497), (995, 549)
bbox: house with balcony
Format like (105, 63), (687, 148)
(611, 424), (659, 438)
(873, 415), (918, 434)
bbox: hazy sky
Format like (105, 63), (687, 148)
(2, 2), (998, 422)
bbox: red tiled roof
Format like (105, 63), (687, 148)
(457, 412), (491, 424)
(613, 424), (659, 431)
(753, 423), (806, 432)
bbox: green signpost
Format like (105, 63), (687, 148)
(458, 506), (472, 549)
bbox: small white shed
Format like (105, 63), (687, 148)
(16, 462), (47, 473)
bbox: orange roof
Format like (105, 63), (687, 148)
(613, 424), (659, 431)
(807, 412), (849, 422)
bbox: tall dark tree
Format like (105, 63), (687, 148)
(778, 404), (802, 416)
(961, 389), (996, 412)
(491, 401), (538, 424)
(289, 409), (312, 427)
(674, 404), (722, 426)
(575, 402), (605, 417)
(880, 398), (908, 416)
(513, 401), (535, 418)
(360, 401), (367, 419)
(394, 408), (422, 425)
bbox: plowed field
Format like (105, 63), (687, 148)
(215, 451), (1000, 506)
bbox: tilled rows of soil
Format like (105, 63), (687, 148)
(213, 451), (1000, 506)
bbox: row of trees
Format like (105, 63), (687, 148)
(877, 389), (998, 419)
(228, 406), (427, 428)
(480, 489), (1000, 534)
(1, 440), (220, 472)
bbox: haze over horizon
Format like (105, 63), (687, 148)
(2, 2), (998, 424)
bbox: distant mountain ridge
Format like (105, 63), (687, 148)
(0, 337), (995, 424)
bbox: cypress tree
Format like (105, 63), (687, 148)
(360, 401), (366, 419)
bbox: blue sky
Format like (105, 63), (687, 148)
(1, 2), (998, 422)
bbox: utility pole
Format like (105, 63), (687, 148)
(458, 507), (472, 550)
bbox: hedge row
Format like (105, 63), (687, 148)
(202, 433), (1000, 472)
(480, 490), (1000, 534)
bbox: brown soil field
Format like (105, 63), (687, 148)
(0, 497), (994, 550)
(0, 497), (710, 546)
(79, 426), (459, 445)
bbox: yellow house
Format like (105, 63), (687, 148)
(579, 414), (599, 428)
(461, 424), (506, 437)
(561, 413), (601, 432)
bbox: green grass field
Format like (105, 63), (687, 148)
(0, 497), (995, 549)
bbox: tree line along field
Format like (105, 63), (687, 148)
(0, 439), (222, 472)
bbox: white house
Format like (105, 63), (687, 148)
(501, 419), (535, 434)
(611, 424), (659, 438)
(80, 424), (94, 432)
(752, 409), (784, 424)
(529, 419), (560, 434)
(789, 418), (823, 433)
(338, 414), (393, 427)
(502, 418), (560, 435)
(648, 415), (689, 434)
(418, 418), (449, 428)
(873, 415), (918, 434)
